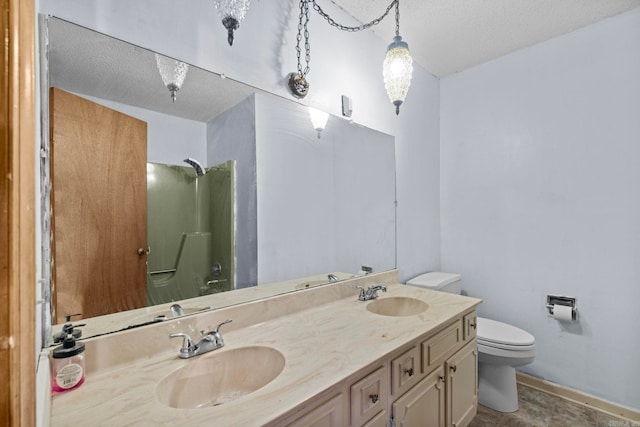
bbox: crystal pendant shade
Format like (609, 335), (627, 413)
(213, 0), (251, 45)
(155, 54), (189, 102)
(383, 35), (414, 115)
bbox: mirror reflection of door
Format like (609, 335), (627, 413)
(50, 88), (147, 323)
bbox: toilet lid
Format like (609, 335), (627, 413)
(477, 317), (535, 346)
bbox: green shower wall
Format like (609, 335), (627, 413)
(146, 161), (235, 305)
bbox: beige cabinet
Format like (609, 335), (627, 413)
(286, 310), (478, 427)
(463, 312), (477, 341)
(391, 366), (445, 427)
(445, 341), (478, 427)
(351, 365), (389, 426)
(362, 410), (390, 427)
(287, 394), (345, 427)
(391, 345), (422, 397)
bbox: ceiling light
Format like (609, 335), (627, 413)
(213, 0), (251, 46)
(155, 53), (189, 102)
(383, 35), (413, 115)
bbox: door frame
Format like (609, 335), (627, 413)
(1, 0), (36, 425)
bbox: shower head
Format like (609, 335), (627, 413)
(183, 158), (205, 176)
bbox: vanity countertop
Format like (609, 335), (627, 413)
(49, 282), (480, 426)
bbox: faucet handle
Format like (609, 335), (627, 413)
(201, 319), (233, 338)
(214, 319), (233, 333)
(169, 332), (194, 355)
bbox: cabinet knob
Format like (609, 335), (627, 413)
(404, 367), (414, 377)
(438, 376), (445, 383)
(369, 394), (379, 404)
(469, 321), (477, 329)
(450, 365), (457, 373)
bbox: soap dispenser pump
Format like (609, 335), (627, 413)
(51, 331), (86, 393)
(52, 313), (84, 343)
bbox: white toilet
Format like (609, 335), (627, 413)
(406, 272), (535, 413)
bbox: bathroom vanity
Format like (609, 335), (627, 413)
(45, 271), (481, 426)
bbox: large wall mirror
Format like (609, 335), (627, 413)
(41, 17), (396, 344)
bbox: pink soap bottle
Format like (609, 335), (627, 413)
(51, 333), (86, 394)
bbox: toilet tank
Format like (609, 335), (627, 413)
(405, 272), (462, 294)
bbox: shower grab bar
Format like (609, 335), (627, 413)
(149, 269), (177, 275)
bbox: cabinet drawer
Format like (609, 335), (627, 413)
(391, 345), (421, 397)
(350, 365), (388, 426)
(422, 320), (463, 375)
(463, 311), (477, 341)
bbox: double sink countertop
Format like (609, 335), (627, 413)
(48, 272), (481, 426)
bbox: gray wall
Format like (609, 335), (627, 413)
(207, 96), (257, 288)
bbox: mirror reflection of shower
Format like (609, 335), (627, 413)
(147, 160), (236, 305)
(183, 157), (205, 176)
(184, 158), (206, 231)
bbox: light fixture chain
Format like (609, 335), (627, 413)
(311, 0), (397, 33)
(295, 0), (311, 77)
(395, 0), (400, 36)
(303, 1), (311, 75)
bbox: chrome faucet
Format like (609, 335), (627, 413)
(169, 319), (232, 359)
(328, 273), (339, 282)
(357, 284), (387, 301)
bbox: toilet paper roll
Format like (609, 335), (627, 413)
(552, 304), (574, 322)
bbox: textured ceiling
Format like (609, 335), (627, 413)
(48, 18), (261, 123)
(331, 0), (640, 77)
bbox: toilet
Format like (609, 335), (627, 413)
(406, 272), (535, 413)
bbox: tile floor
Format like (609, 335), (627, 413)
(469, 384), (638, 427)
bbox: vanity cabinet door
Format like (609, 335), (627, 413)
(445, 340), (478, 427)
(391, 366), (445, 427)
(287, 393), (345, 427)
(362, 410), (389, 427)
(350, 365), (388, 426)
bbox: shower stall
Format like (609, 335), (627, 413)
(146, 160), (235, 305)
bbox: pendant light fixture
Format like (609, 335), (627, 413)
(213, 0), (252, 46)
(155, 53), (189, 102)
(383, 2), (413, 115)
(288, 0), (413, 115)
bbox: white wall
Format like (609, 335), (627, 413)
(39, 0), (442, 286)
(255, 93), (396, 283)
(440, 8), (640, 411)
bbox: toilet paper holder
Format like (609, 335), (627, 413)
(546, 295), (577, 320)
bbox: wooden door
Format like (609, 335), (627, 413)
(2, 0), (36, 424)
(50, 87), (147, 323)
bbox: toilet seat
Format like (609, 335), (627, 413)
(477, 317), (535, 350)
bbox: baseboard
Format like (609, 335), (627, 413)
(516, 372), (640, 423)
